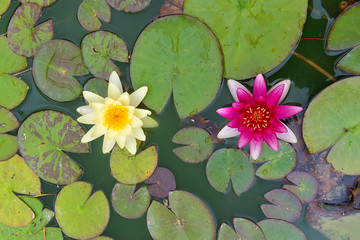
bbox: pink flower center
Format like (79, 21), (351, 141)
(242, 106), (270, 131)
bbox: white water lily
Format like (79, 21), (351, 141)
(77, 71), (158, 154)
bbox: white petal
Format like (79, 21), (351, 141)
(76, 105), (93, 115)
(130, 87), (148, 107)
(83, 91), (104, 103)
(109, 71), (123, 94)
(268, 79), (291, 104)
(125, 136), (137, 155)
(134, 109), (151, 119)
(102, 135), (116, 153)
(81, 126), (98, 142)
(89, 102), (104, 112)
(227, 79), (253, 102)
(141, 116), (158, 128)
(131, 116), (143, 128)
(217, 125), (240, 139)
(77, 113), (97, 124)
(116, 134), (126, 148)
(121, 124), (132, 136)
(91, 125), (107, 139)
(276, 123), (297, 143)
(118, 92), (130, 106)
(108, 82), (121, 100)
(131, 127), (146, 141)
(106, 128), (118, 140)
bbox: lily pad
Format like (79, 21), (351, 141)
(0, 0), (10, 16)
(110, 145), (157, 184)
(19, 0), (56, 7)
(258, 219), (306, 240)
(33, 39), (88, 102)
(92, 237), (113, 240)
(18, 110), (89, 185)
(144, 167), (176, 198)
(160, 0), (183, 16)
(7, 3), (54, 57)
(0, 36), (27, 74)
(111, 182), (150, 219)
(0, 107), (19, 160)
(147, 191), (216, 240)
(206, 148), (255, 195)
(218, 218), (265, 240)
(250, 140), (296, 180)
(0, 154), (41, 228)
(0, 74), (29, 109)
(78, 0), (111, 32)
(84, 78), (108, 100)
(0, 107), (19, 133)
(172, 127), (213, 163)
(183, 0), (307, 80)
(284, 171), (319, 203)
(55, 181), (110, 239)
(336, 45), (360, 74)
(261, 189), (302, 222)
(130, 15), (222, 119)
(81, 30), (129, 80)
(105, 0), (151, 12)
(303, 76), (360, 175)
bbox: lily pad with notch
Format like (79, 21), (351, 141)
(19, 0), (56, 7)
(284, 171), (319, 203)
(0, 107), (19, 161)
(0, 74), (29, 109)
(144, 167), (176, 198)
(105, 0), (151, 12)
(78, 0), (111, 32)
(218, 218), (265, 240)
(258, 219), (306, 240)
(0, 36), (27, 74)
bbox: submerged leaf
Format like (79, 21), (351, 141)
(78, 0), (111, 32)
(105, 0), (151, 12)
(144, 167), (176, 198)
(0, 0), (10, 16)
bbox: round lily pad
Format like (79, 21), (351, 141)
(258, 219), (306, 240)
(147, 191), (216, 240)
(303, 76), (360, 175)
(250, 140), (296, 180)
(7, 3), (54, 57)
(130, 15), (222, 119)
(19, 0), (56, 7)
(110, 145), (158, 184)
(284, 171), (319, 203)
(218, 218), (265, 240)
(0, 74), (29, 109)
(55, 181), (110, 239)
(172, 127), (213, 163)
(206, 148), (255, 195)
(0, 107), (19, 133)
(0, 0), (10, 16)
(18, 110), (89, 185)
(144, 167), (176, 198)
(183, 0), (307, 80)
(81, 30), (129, 80)
(33, 39), (88, 102)
(105, 0), (151, 12)
(0, 36), (27, 74)
(78, 0), (111, 32)
(0, 134), (18, 161)
(84, 78), (108, 100)
(111, 182), (150, 219)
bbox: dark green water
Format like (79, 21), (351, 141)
(0, 0), (350, 239)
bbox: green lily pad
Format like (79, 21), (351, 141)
(130, 15), (222, 119)
(110, 145), (157, 184)
(261, 189), (302, 222)
(172, 127), (213, 163)
(105, 0), (151, 12)
(206, 148), (254, 195)
(84, 78), (108, 100)
(183, 0), (307, 80)
(0, 154), (41, 228)
(336, 45), (360, 75)
(250, 140), (296, 180)
(258, 219), (306, 240)
(19, 0), (56, 7)
(33, 39), (88, 102)
(81, 31), (129, 80)
(0, 107), (19, 133)
(0, 74), (29, 109)
(303, 76), (360, 175)
(7, 3), (54, 57)
(0, 0), (10, 17)
(78, 0), (111, 32)
(18, 110), (89, 185)
(111, 182), (150, 219)
(218, 218), (265, 240)
(92, 237), (113, 240)
(55, 181), (110, 240)
(0, 134), (18, 161)
(284, 171), (319, 203)
(0, 36), (27, 74)
(147, 191), (216, 240)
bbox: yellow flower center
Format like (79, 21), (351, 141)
(103, 104), (130, 131)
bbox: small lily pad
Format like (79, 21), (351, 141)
(218, 218), (265, 240)
(55, 181), (110, 239)
(18, 110), (89, 185)
(105, 0), (151, 12)
(0, 74), (29, 109)
(19, 0), (56, 7)
(0, 36), (27, 74)
(78, 0), (111, 32)
(261, 189), (302, 222)
(0, 0), (10, 16)
(33, 39), (88, 102)
(110, 145), (157, 184)
(251, 140), (296, 180)
(0, 134), (18, 161)
(336, 45), (360, 74)
(81, 30), (129, 80)
(284, 171), (319, 203)
(0, 107), (19, 133)
(92, 237), (113, 240)
(147, 191), (216, 240)
(7, 3), (54, 57)
(206, 148), (255, 195)
(111, 182), (150, 219)
(172, 127), (213, 163)
(84, 78), (108, 100)
(258, 219), (306, 240)
(144, 167), (176, 198)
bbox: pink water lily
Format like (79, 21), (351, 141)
(217, 74), (302, 160)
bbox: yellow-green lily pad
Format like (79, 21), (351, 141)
(0, 107), (19, 161)
(77, 0), (111, 32)
(0, 36), (27, 74)
(19, 0), (56, 7)
(258, 219), (306, 240)
(0, 107), (19, 134)
(0, 0), (10, 16)
(284, 171), (319, 203)
(0, 74), (29, 109)
(218, 218), (265, 240)
(105, 0), (151, 12)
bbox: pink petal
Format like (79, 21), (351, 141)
(252, 130), (264, 141)
(266, 84), (284, 106)
(218, 125), (240, 139)
(268, 80), (291, 104)
(217, 107), (240, 119)
(227, 118), (247, 132)
(237, 88), (254, 104)
(232, 102), (245, 112)
(253, 74), (267, 101)
(228, 79), (253, 101)
(276, 124), (297, 143)
(263, 129), (279, 151)
(250, 139), (263, 160)
(238, 130), (253, 148)
(275, 105), (303, 119)
(270, 119), (288, 133)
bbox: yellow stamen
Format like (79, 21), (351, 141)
(103, 104), (130, 131)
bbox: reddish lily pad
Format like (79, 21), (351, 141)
(0, 36), (27, 74)
(105, 0), (151, 12)
(111, 182), (150, 219)
(81, 31), (129, 80)
(18, 110), (89, 185)
(206, 148), (255, 195)
(172, 127), (213, 163)
(258, 219), (306, 240)
(147, 191), (216, 240)
(160, 0), (183, 16)
(261, 189), (302, 222)
(218, 218), (265, 240)
(33, 39), (88, 102)
(7, 3), (54, 57)
(144, 167), (176, 198)
(55, 181), (110, 239)
(0, 0), (10, 16)
(78, 0), (111, 32)
(84, 78), (108, 100)
(19, 0), (56, 7)
(284, 171), (319, 203)
(0, 74), (29, 109)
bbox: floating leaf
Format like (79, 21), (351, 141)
(0, 154), (41, 227)
(131, 15), (222, 119)
(0, 107), (19, 133)
(218, 218), (265, 240)
(33, 39), (88, 102)
(183, 0), (307, 80)
(147, 191), (216, 240)
(105, 0), (151, 12)
(111, 182), (150, 219)
(160, 0), (183, 16)
(251, 140), (296, 180)
(7, 3), (54, 57)
(284, 171), (319, 203)
(0, 36), (27, 74)
(81, 31), (128, 80)
(110, 145), (157, 184)
(0, 134), (18, 161)
(19, 0), (56, 7)
(18, 110), (89, 185)
(258, 219), (306, 240)
(336, 45), (360, 74)
(0, 0), (10, 17)
(144, 167), (176, 198)
(172, 127), (213, 163)
(55, 181), (110, 240)
(206, 148), (254, 195)
(0, 74), (29, 109)
(92, 237), (113, 240)
(78, 0), (111, 32)
(84, 78), (108, 101)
